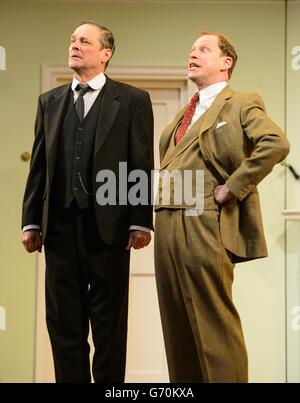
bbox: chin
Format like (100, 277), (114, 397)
(69, 59), (81, 68)
(188, 72), (198, 83)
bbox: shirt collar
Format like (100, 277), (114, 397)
(71, 72), (106, 91)
(198, 81), (227, 104)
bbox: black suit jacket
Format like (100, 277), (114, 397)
(22, 76), (154, 246)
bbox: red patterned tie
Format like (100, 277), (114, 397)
(175, 92), (199, 145)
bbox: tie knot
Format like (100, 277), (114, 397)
(75, 83), (91, 96)
(191, 91), (199, 104)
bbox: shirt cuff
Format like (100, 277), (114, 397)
(129, 225), (151, 233)
(22, 225), (41, 232)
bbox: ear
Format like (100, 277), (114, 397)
(221, 56), (233, 72)
(100, 48), (113, 64)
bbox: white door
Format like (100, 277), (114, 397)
(35, 67), (187, 382)
(125, 84), (184, 382)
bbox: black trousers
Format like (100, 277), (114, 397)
(44, 205), (130, 383)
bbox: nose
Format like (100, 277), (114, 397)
(189, 50), (196, 61)
(189, 50), (198, 59)
(188, 55), (195, 65)
(70, 40), (80, 51)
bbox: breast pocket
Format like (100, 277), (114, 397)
(211, 122), (240, 171)
(212, 122), (236, 147)
(213, 121), (234, 136)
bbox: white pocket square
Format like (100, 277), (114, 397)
(215, 120), (228, 129)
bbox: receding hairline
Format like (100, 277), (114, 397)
(72, 23), (105, 38)
(200, 30), (232, 42)
(80, 20), (115, 54)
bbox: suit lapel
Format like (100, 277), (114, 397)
(159, 107), (186, 160)
(94, 77), (120, 156)
(160, 86), (233, 169)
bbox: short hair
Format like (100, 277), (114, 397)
(201, 31), (237, 78)
(80, 20), (115, 55)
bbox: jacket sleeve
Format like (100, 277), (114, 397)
(225, 93), (290, 200)
(21, 96), (47, 228)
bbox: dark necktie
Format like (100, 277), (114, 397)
(175, 91), (199, 145)
(75, 83), (91, 121)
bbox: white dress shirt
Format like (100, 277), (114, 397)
(72, 72), (106, 117)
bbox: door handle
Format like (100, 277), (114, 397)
(21, 151), (31, 162)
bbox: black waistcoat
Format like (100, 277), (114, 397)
(52, 88), (104, 209)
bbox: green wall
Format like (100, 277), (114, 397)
(0, 0), (287, 382)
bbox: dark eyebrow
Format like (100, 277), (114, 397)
(70, 35), (90, 41)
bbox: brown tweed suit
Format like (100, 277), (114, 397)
(154, 85), (290, 382)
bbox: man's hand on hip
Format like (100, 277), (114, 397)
(214, 184), (235, 206)
(126, 230), (151, 250)
(21, 230), (43, 253)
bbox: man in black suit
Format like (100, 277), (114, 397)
(21, 21), (154, 383)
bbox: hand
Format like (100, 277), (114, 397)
(213, 184), (235, 206)
(126, 230), (151, 251)
(21, 230), (43, 253)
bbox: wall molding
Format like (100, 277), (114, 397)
(41, 64), (194, 99)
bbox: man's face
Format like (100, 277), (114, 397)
(68, 24), (111, 75)
(187, 35), (231, 88)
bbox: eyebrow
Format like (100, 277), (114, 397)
(197, 42), (210, 47)
(70, 35), (90, 41)
(192, 43), (210, 50)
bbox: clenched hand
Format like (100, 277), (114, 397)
(126, 230), (151, 250)
(22, 230), (43, 253)
(214, 184), (235, 206)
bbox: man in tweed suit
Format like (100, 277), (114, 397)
(154, 31), (290, 383)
